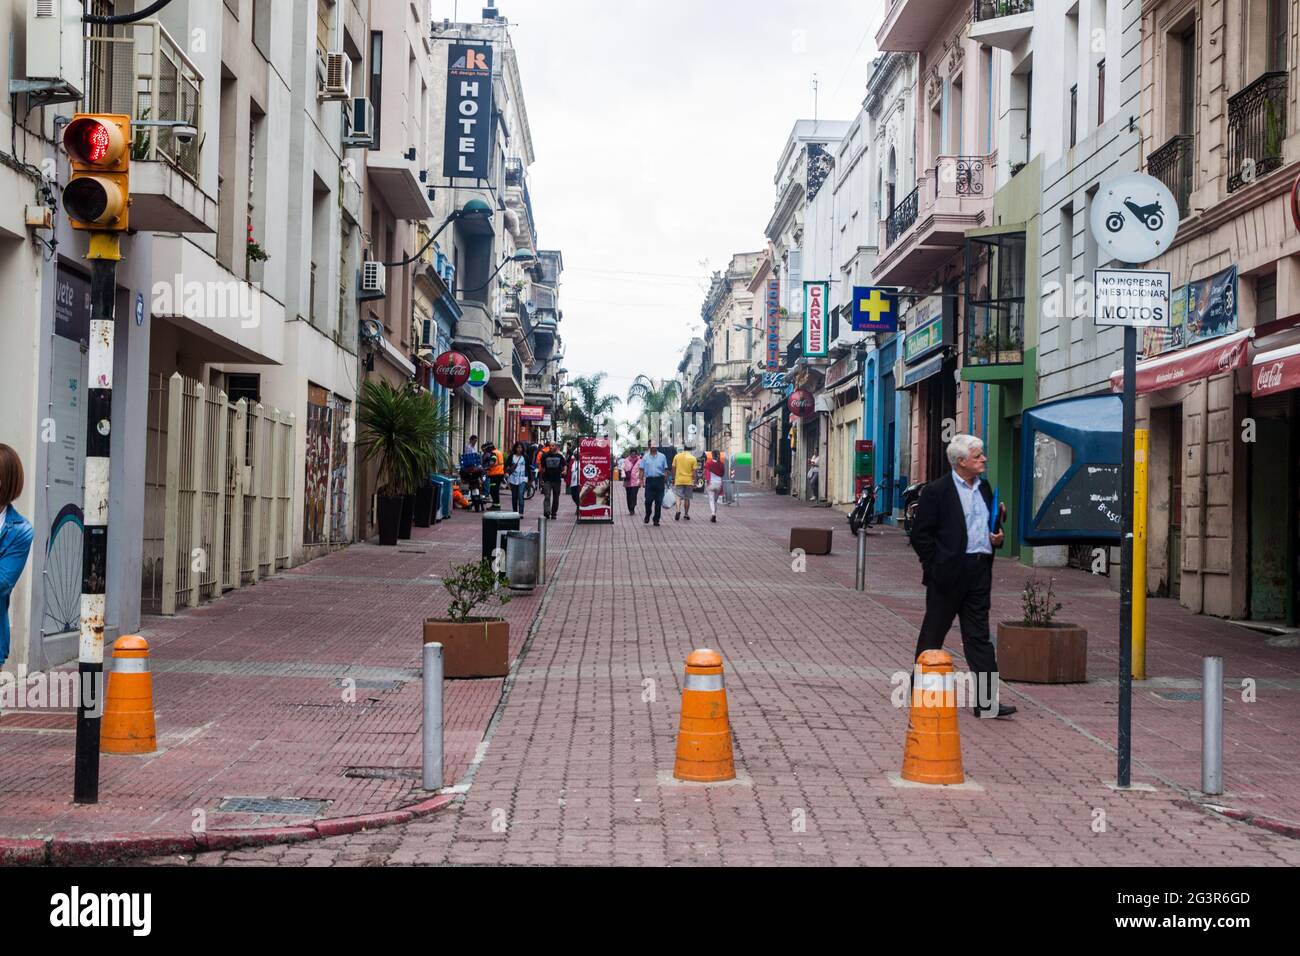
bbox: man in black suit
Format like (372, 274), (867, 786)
(909, 434), (1016, 719)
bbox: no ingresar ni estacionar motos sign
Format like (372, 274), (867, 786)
(1094, 269), (1172, 328)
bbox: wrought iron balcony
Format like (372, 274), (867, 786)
(973, 0), (1033, 21)
(885, 186), (919, 247)
(1147, 134), (1194, 217)
(935, 155), (988, 199)
(1227, 71), (1288, 193)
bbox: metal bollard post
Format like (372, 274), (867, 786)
(1202, 656), (1223, 795)
(422, 642), (444, 791)
(537, 516), (546, 586)
(855, 525), (867, 591)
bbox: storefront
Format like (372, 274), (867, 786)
(897, 294), (956, 484)
(818, 352), (862, 508)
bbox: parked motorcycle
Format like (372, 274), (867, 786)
(901, 480), (927, 534)
(458, 465), (488, 513)
(848, 483), (877, 536)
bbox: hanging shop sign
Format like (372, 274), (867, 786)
(1184, 265), (1238, 346)
(787, 388), (815, 419)
(762, 371), (787, 391)
(466, 361), (490, 387)
(803, 281), (829, 357)
(519, 405), (545, 421)
(902, 298), (945, 364)
(433, 350), (471, 389)
(766, 279), (781, 371)
(577, 437), (613, 524)
(851, 286), (899, 333)
(443, 44), (494, 180)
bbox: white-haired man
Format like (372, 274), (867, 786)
(909, 434), (1014, 718)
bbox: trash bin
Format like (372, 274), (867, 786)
(503, 530), (541, 591)
(430, 475), (453, 521)
(482, 511), (521, 560)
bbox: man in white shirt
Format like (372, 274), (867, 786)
(908, 434), (1013, 719)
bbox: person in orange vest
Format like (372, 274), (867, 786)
(484, 442), (505, 510)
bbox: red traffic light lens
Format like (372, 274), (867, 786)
(64, 116), (126, 165)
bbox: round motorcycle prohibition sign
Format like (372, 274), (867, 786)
(1089, 172), (1181, 265)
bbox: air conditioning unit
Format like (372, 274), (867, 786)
(25, 0), (84, 99)
(342, 96), (374, 148)
(358, 260), (386, 300)
(320, 53), (352, 101)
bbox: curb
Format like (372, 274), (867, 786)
(0, 793), (457, 866)
(1202, 804), (1300, 841)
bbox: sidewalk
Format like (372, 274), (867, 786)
(0, 509), (548, 860)
(152, 489), (1300, 867)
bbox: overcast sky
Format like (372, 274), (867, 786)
(434, 0), (882, 423)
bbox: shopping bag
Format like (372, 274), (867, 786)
(662, 487), (677, 509)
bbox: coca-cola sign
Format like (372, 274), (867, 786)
(1253, 354), (1300, 397)
(788, 388), (815, 419)
(433, 350), (471, 389)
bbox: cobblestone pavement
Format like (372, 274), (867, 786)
(146, 491), (1300, 866)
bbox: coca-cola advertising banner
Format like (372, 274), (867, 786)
(1254, 346), (1300, 397)
(577, 437), (614, 524)
(788, 388), (815, 419)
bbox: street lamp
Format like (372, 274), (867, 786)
(459, 247), (536, 294)
(380, 198), (493, 268)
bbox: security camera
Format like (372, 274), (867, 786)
(172, 125), (198, 145)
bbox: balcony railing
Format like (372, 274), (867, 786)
(1227, 71), (1288, 193)
(934, 155), (988, 199)
(964, 232), (1026, 367)
(1147, 133), (1194, 217)
(505, 157), (525, 186)
(973, 0), (1033, 22)
(87, 20), (203, 181)
(885, 187), (919, 247)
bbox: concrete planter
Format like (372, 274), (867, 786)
(422, 618), (509, 678)
(997, 622), (1088, 683)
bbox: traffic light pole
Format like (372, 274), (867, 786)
(74, 232), (120, 805)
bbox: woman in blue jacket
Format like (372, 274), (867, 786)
(0, 444), (34, 669)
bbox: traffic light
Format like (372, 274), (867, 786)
(62, 114), (130, 232)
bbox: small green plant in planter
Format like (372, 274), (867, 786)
(424, 558), (512, 678)
(999, 575), (1088, 683)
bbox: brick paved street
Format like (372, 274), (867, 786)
(145, 490), (1300, 867)
(0, 514), (539, 847)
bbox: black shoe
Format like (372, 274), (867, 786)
(644, 515), (650, 524)
(674, 512), (680, 521)
(684, 514), (690, 521)
(972, 703), (1017, 719)
(653, 521), (660, 526)
(711, 515), (716, 523)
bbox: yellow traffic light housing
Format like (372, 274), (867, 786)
(62, 114), (130, 232)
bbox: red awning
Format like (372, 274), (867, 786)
(1253, 341), (1300, 396)
(1109, 329), (1254, 395)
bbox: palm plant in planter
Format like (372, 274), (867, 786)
(423, 558), (512, 678)
(357, 380), (447, 545)
(997, 576), (1088, 683)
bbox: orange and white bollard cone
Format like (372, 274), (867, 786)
(100, 636), (157, 755)
(900, 650), (964, 785)
(673, 649), (736, 782)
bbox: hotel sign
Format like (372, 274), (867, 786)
(766, 279), (781, 370)
(803, 280), (829, 357)
(443, 44), (494, 179)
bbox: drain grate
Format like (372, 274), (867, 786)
(217, 796), (331, 816)
(343, 767), (422, 781)
(1154, 690), (1202, 702)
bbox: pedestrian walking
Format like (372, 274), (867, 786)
(806, 454), (820, 501)
(908, 434), (1014, 719)
(619, 448), (642, 515)
(484, 442), (505, 510)
(505, 442), (531, 514)
(637, 440), (669, 526)
(0, 444), (34, 673)
(539, 442), (567, 519)
(703, 449), (725, 523)
(568, 451), (582, 515)
(671, 445), (699, 521)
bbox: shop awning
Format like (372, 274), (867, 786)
(901, 354), (944, 389)
(1108, 328), (1254, 395)
(1253, 340), (1300, 396)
